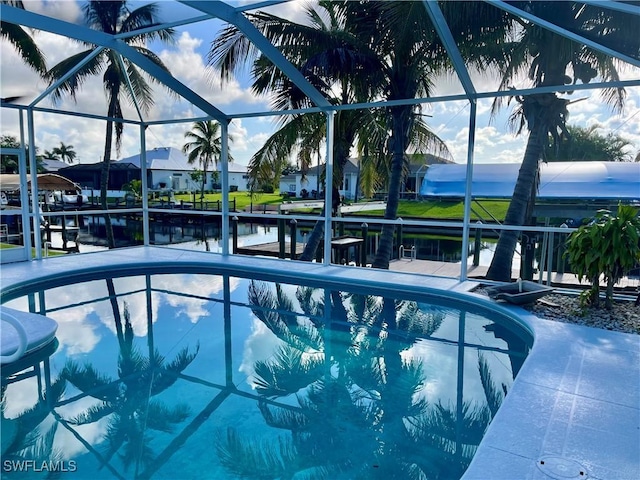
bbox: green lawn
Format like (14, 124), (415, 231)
(142, 191), (509, 221)
(173, 191), (284, 211)
(355, 199), (509, 221)
(0, 243), (67, 256)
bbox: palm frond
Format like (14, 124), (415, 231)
(216, 427), (296, 478)
(258, 400), (309, 431)
(144, 400), (190, 432)
(478, 353), (505, 419)
(0, 20), (47, 74)
(46, 49), (105, 103)
(62, 360), (119, 401)
(68, 401), (114, 425)
(253, 345), (324, 398)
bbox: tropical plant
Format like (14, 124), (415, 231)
(0, 1), (46, 75)
(0, 135), (44, 173)
(544, 124), (633, 162)
(122, 178), (142, 199)
(182, 120), (233, 200)
(61, 301), (198, 472)
(566, 204), (640, 309)
(486, 1), (639, 281)
(52, 141), (76, 164)
(45, 0), (175, 249)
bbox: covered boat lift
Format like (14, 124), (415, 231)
(420, 161), (640, 200)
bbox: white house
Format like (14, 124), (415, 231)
(280, 154), (452, 199)
(118, 147), (249, 192)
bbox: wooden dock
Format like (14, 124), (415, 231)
(235, 241), (306, 259)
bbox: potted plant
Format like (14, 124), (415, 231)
(566, 204), (640, 309)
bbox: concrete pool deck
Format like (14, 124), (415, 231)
(1, 246), (638, 479)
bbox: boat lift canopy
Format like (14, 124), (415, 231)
(420, 161), (640, 201)
(0, 173), (81, 192)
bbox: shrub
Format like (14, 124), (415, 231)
(261, 184), (275, 194)
(566, 204), (640, 309)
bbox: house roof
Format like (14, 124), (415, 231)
(60, 162), (139, 172)
(41, 158), (70, 172)
(118, 147), (247, 173)
(420, 161), (640, 200)
(300, 154), (451, 177)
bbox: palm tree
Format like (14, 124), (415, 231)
(210, 1), (449, 263)
(52, 141), (76, 164)
(330, 1), (509, 269)
(42, 149), (59, 161)
(544, 124), (633, 162)
(182, 120), (233, 201)
(486, 2), (638, 281)
(46, 0), (175, 249)
(0, 1), (46, 75)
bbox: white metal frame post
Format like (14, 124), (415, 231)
(459, 101), (477, 281)
(322, 111), (335, 265)
(221, 120), (230, 255)
(140, 124), (150, 245)
(26, 109), (39, 259)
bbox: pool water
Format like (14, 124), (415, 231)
(1, 270), (531, 479)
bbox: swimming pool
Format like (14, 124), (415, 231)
(1, 258), (532, 480)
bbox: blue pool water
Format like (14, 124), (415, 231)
(1, 269), (532, 479)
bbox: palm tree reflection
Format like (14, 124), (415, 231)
(1, 379), (66, 479)
(61, 302), (198, 473)
(217, 281), (508, 479)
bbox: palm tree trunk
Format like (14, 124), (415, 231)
(101, 101), (116, 249)
(372, 110), (406, 269)
(299, 138), (352, 262)
(201, 163), (207, 202)
(486, 125), (546, 281)
(299, 211), (325, 262)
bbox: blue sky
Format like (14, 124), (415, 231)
(1, 0), (638, 168)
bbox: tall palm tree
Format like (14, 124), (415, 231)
(210, 1), (448, 263)
(52, 141), (76, 164)
(210, 2), (386, 261)
(46, 0), (175, 249)
(330, 1), (509, 269)
(182, 120), (233, 201)
(486, 1), (638, 281)
(0, 1), (46, 75)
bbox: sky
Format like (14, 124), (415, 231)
(1, 0), (639, 168)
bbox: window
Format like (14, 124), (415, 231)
(289, 184), (296, 191)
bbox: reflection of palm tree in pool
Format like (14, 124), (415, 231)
(61, 302), (198, 473)
(218, 281), (502, 478)
(1, 378), (66, 479)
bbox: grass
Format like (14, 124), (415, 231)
(105, 190), (509, 221)
(353, 199), (509, 221)
(1, 243), (67, 256)
(173, 191), (284, 211)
